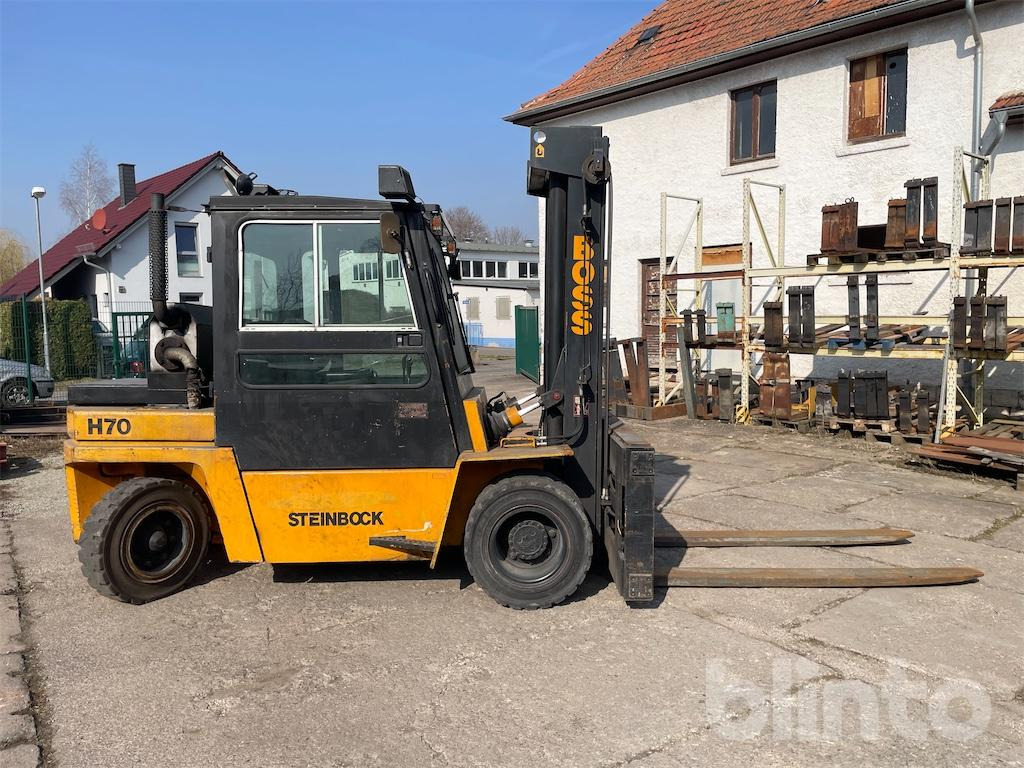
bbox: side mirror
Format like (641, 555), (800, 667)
(380, 212), (402, 254)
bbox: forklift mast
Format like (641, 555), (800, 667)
(527, 126), (610, 522)
(527, 126), (656, 601)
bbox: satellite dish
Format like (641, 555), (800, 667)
(91, 208), (107, 231)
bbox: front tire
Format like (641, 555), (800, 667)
(78, 477), (211, 604)
(464, 474), (592, 609)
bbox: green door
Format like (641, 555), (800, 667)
(514, 305), (540, 383)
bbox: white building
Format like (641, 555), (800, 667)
(1, 152), (241, 323)
(509, 0), (1024, 404)
(455, 241), (540, 347)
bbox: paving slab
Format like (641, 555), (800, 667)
(728, 470), (897, 514)
(659, 491), (886, 531)
(1, 744), (40, 768)
(845, 491), (1019, 540)
(703, 445), (836, 475)
(796, 584), (1024, 702)
(839, 529), (1024, 596)
(655, 455), (796, 485)
(654, 471), (735, 507)
(985, 515), (1024, 554)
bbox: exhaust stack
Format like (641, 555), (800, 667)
(147, 193), (202, 407)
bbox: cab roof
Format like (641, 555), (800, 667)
(207, 195), (406, 212)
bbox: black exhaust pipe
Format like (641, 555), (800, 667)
(149, 192), (173, 326)
(148, 193), (202, 406)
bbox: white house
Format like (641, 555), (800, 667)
(0, 152), (241, 325)
(509, 0), (1024, 405)
(455, 241), (540, 347)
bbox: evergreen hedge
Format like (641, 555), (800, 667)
(0, 298), (96, 380)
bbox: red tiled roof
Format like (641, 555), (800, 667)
(513, 0), (941, 119)
(0, 152), (229, 299)
(990, 90), (1024, 113)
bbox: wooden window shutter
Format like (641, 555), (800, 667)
(496, 296), (511, 320)
(849, 54), (884, 140)
(467, 297), (480, 320)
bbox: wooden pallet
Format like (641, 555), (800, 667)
(827, 417), (897, 434)
(751, 413), (813, 433)
(863, 429), (928, 445)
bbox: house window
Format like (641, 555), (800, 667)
(175, 223), (201, 277)
(519, 261), (539, 278)
(352, 261), (379, 282)
(179, 292), (203, 303)
(471, 260), (483, 278)
(730, 81), (776, 163)
(495, 296), (511, 320)
(848, 49), (907, 141)
(485, 261), (496, 278)
(497, 262), (507, 279)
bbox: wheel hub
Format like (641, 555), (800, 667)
(148, 529), (169, 552)
(6, 383), (29, 406)
(508, 519), (550, 562)
(122, 504), (191, 582)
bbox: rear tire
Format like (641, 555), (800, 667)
(78, 477), (210, 604)
(464, 474), (592, 609)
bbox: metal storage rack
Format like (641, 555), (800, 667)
(654, 147), (1024, 432)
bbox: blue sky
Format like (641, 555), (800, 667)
(0, 0), (651, 255)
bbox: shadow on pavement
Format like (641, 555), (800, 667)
(1, 454), (43, 480)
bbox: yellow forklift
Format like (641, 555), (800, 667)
(63, 127), (980, 607)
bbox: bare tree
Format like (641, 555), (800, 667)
(445, 206), (490, 242)
(491, 225), (528, 246)
(0, 229), (28, 285)
(59, 143), (114, 227)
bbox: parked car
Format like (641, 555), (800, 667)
(0, 358), (54, 407)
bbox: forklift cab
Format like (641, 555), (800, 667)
(208, 176), (482, 472)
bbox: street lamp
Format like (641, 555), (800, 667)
(31, 186), (52, 374)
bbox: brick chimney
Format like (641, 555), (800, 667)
(118, 163), (136, 206)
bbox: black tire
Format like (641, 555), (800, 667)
(464, 474), (592, 610)
(1, 378), (31, 408)
(78, 477), (211, 604)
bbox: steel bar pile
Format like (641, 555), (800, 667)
(914, 420), (1023, 477)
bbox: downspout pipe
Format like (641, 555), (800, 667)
(965, 0), (984, 196)
(81, 253), (114, 323)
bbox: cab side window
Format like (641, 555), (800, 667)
(240, 220), (416, 329)
(318, 222), (415, 327)
(241, 223), (314, 325)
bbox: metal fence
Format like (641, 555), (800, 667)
(0, 296), (153, 407)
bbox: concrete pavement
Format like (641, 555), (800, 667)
(1, 356), (1022, 767)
